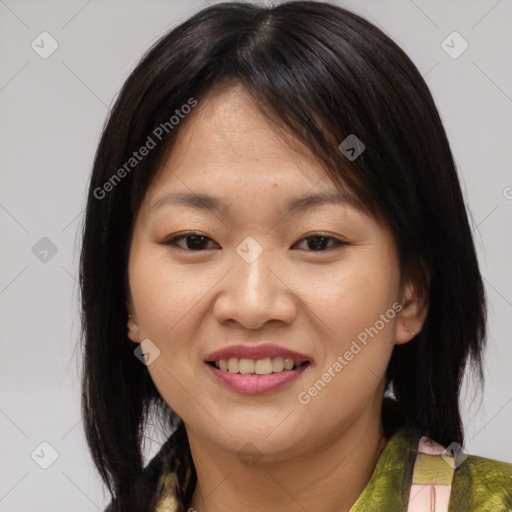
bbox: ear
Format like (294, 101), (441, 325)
(126, 301), (141, 343)
(395, 264), (430, 345)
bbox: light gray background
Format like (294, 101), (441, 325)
(1, 0), (511, 510)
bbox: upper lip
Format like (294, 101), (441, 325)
(205, 344), (311, 364)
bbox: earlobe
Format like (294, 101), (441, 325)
(403, 321), (416, 337)
(396, 326), (413, 346)
(395, 278), (429, 345)
(127, 314), (141, 342)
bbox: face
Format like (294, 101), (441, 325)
(127, 82), (424, 460)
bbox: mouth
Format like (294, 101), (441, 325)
(204, 344), (312, 394)
(205, 358), (311, 395)
(206, 357), (310, 375)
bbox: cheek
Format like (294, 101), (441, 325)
(301, 253), (400, 343)
(128, 244), (214, 340)
(128, 245), (209, 415)
(294, 260), (398, 424)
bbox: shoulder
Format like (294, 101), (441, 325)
(450, 453), (512, 510)
(102, 430), (179, 512)
(390, 423), (512, 511)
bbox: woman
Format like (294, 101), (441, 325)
(79, 2), (512, 511)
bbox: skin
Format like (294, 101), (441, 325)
(126, 81), (428, 512)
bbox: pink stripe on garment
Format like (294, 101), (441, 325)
(406, 436), (453, 512)
(408, 483), (452, 512)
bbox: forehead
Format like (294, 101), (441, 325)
(146, 83), (346, 202)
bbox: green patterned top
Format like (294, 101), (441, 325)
(348, 425), (512, 511)
(105, 422), (512, 511)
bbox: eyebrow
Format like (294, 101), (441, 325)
(149, 190), (363, 216)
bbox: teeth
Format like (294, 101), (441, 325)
(227, 357), (239, 373)
(272, 356), (284, 372)
(213, 356), (306, 374)
(255, 358), (272, 375)
(239, 358), (254, 374)
(284, 358), (294, 371)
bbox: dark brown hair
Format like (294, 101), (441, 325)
(79, 2), (487, 511)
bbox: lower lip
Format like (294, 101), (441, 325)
(205, 362), (310, 395)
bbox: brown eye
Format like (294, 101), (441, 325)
(293, 234), (347, 251)
(162, 232), (348, 252)
(164, 232), (219, 251)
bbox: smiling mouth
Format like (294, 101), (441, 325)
(206, 357), (310, 375)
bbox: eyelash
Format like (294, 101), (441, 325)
(162, 231), (349, 252)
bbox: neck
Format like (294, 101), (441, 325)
(186, 403), (388, 512)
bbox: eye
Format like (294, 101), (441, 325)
(163, 232), (219, 251)
(292, 234), (347, 251)
(162, 232), (349, 252)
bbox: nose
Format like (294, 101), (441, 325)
(212, 240), (297, 330)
